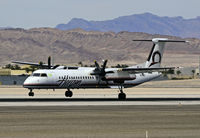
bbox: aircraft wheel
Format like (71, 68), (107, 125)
(65, 91), (68, 97)
(28, 92), (34, 97)
(65, 91), (73, 97)
(118, 93), (126, 100)
(68, 91), (73, 97)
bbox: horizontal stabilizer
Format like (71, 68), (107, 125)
(133, 38), (189, 43)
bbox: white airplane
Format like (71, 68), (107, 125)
(13, 38), (187, 100)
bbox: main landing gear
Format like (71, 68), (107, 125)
(65, 89), (73, 97)
(118, 86), (126, 100)
(28, 89), (34, 97)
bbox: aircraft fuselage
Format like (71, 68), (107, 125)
(23, 68), (161, 90)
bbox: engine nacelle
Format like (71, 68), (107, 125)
(105, 72), (136, 84)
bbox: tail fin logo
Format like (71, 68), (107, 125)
(149, 51), (161, 67)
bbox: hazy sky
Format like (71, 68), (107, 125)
(0, 0), (200, 29)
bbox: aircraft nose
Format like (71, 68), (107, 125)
(23, 78), (28, 85)
(23, 77), (35, 88)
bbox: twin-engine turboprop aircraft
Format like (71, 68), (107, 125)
(13, 38), (188, 100)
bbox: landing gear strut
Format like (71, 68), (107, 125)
(28, 89), (34, 97)
(65, 89), (73, 97)
(118, 86), (126, 100)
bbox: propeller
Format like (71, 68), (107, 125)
(95, 60), (107, 75)
(38, 56), (59, 69)
(91, 60), (113, 77)
(38, 56), (52, 69)
(91, 60), (107, 76)
(47, 56), (60, 69)
(12, 56), (61, 70)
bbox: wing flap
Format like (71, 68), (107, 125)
(121, 67), (175, 73)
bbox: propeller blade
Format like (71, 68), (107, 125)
(38, 61), (45, 69)
(52, 65), (60, 69)
(39, 61), (43, 66)
(48, 56), (51, 69)
(94, 60), (101, 71)
(102, 60), (107, 70)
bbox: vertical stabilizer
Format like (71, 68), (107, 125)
(133, 38), (188, 68)
(145, 38), (167, 68)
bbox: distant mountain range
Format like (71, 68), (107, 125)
(0, 28), (200, 67)
(56, 13), (200, 38)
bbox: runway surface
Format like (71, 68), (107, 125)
(1, 87), (200, 106)
(0, 105), (200, 138)
(1, 79), (200, 106)
(1, 82), (200, 137)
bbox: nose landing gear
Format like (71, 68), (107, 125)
(28, 89), (34, 97)
(65, 89), (73, 97)
(118, 86), (126, 100)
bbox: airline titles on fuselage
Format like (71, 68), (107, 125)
(57, 75), (96, 88)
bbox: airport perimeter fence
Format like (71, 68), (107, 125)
(0, 75), (29, 85)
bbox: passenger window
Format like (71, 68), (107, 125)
(33, 73), (40, 77)
(41, 73), (47, 77)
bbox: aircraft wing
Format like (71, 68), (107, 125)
(12, 61), (49, 67)
(12, 61), (79, 69)
(121, 67), (175, 73)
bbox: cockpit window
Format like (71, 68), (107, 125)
(41, 73), (47, 77)
(33, 73), (40, 77)
(32, 73), (47, 77)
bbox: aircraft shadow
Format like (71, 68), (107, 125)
(0, 98), (200, 102)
